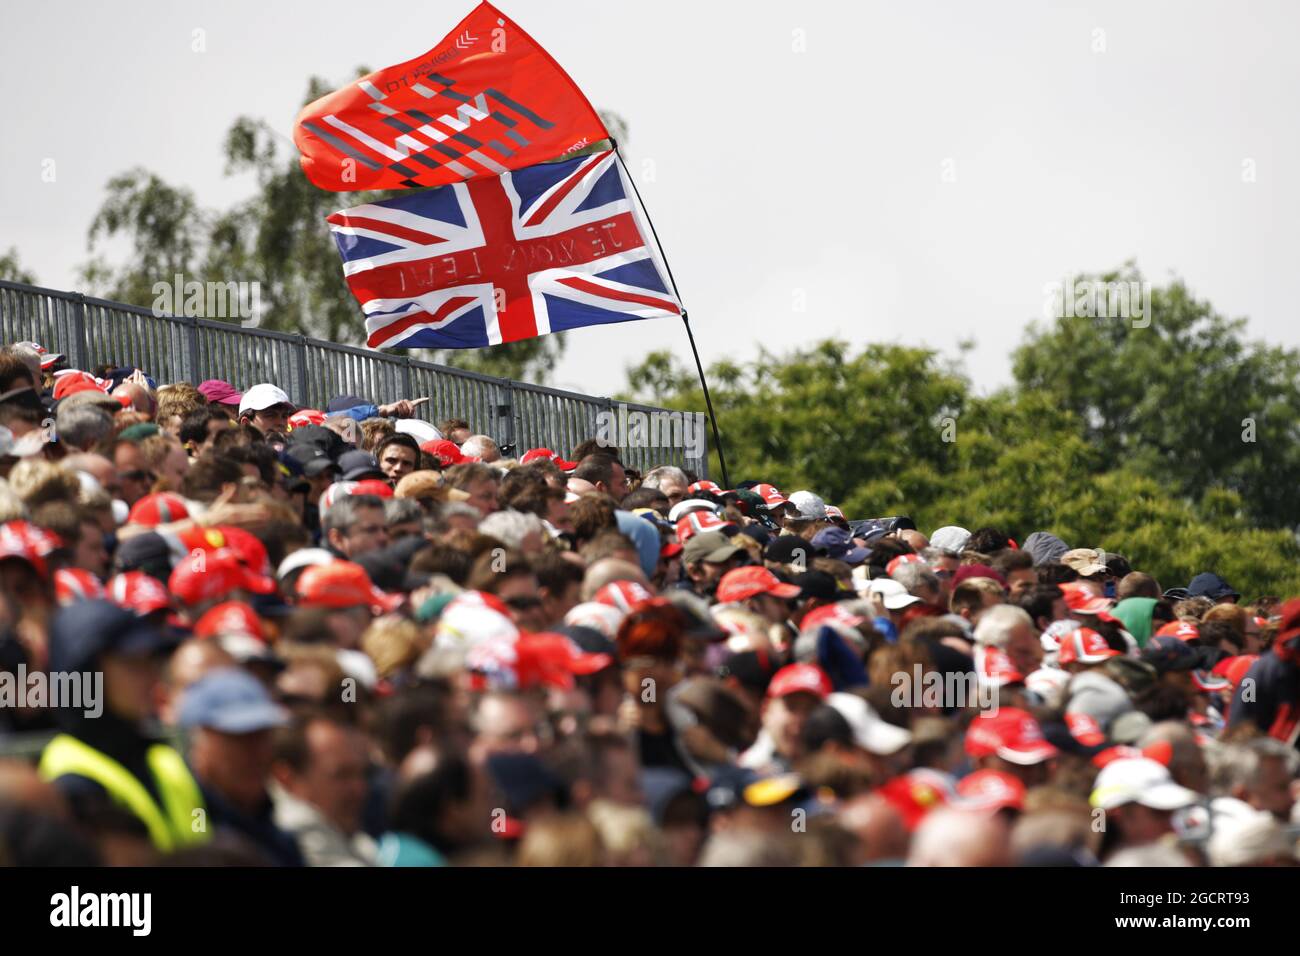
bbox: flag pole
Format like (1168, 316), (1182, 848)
(612, 141), (731, 488)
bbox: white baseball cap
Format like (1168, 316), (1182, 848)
(1090, 757), (1199, 811)
(868, 577), (922, 611)
(788, 490), (827, 521)
(826, 692), (912, 755)
(238, 383), (292, 415)
(667, 498), (719, 523)
(277, 547), (336, 581)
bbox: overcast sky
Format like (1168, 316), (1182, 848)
(3, 0), (1299, 398)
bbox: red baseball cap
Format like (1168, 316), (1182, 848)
(107, 571), (173, 615)
(420, 438), (478, 468)
(194, 601), (266, 642)
(520, 448), (577, 471)
(54, 568), (105, 605)
(593, 580), (654, 613)
(689, 480), (725, 495)
(351, 478), (395, 499)
(127, 492), (191, 527)
(766, 663), (832, 700)
(801, 603), (866, 632)
(169, 548), (277, 605)
(957, 769), (1026, 812)
(750, 483), (788, 509)
(964, 708), (1058, 765)
(288, 409), (327, 429)
(877, 769), (954, 831)
(1212, 654), (1258, 688)
(951, 564), (1007, 589)
(675, 511), (734, 544)
(296, 561), (402, 614)
(177, 525), (272, 578)
(52, 371), (107, 401)
(1057, 627), (1122, 665)
(1064, 712), (1107, 747)
(977, 645), (1025, 687)
(1155, 619), (1199, 642)
(716, 566), (802, 604)
(0, 520), (62, 578)
(886, 553), (925, 576)
(467, 632), (613, 691)
(1062, 587), (1119, 622)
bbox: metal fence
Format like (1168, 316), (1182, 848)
(0, 279), (707, 475)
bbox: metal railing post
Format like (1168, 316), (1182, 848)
(70, 292), (88, 371)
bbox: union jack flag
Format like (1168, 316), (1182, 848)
(327, 149), (681, 349)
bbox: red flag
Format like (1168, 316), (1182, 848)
(294, 2), (607, 192)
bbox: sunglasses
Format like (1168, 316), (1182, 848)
(503, 595), (542, 611)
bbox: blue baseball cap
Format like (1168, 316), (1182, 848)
(178, 667), (288, 734)
(811, 526), (869, 565)
(49, 599), (177, 674)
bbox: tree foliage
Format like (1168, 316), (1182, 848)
(624, 274), (1300, 599)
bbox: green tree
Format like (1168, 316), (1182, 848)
(1013, 265), (1300, 527)
(0, 248), (37, 284)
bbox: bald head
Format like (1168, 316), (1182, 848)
(581, 558), (650, 601)
(838, 793), (909, 864)
(899, 529), (929, 552)
(908, 808), (1011, 867)
(112, 382), (155, 416)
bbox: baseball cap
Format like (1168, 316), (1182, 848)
(964, 708), (1058, 765)
(1061, 548), (1109, 577)
(288, 409), (327, 429)
(106, 571), (172, 616)
(716, 566), (802, 603)
(1057, 627), (1122, 666)
(238, 383), (292, 415)
(466, 632), (612, 692)
(338, 450), (385, 481)
(810, 526), (868, 565)
(750, 483), (788, 509)
(764, 534), (821, 566)
(194, 601), (266, 642)
(520, 447), (577, 471)
(48, 599), (177, 674)
(951, 564), (1007, 589)
(1089, 756), (1198, 811)
(929, 526), (972, 553)
(296, 561), (403, 614)
(667, 498), (718, 524)
(886, 553), (926, 576)
(825, 691), (911, 754)
(787, 490), (826, 521)
(168, 548), (277, 605)
(52, 371), (107, 402)
(766, 663), (832, 700)
(1187, 572), (1240, 602)
(681, 531), (742, 566)
(1154, 619), (1200, 642)
(957, 769), (1026, 812)
(126, 492), (190, 527)
(675, 510), (733, 543)
(1141, 635), (1200, 674)
(276, 547), (335, 581)
(420, 438), (477, 467)
(436, 591), (520, 649)
(178, 667), (289, 734)
(0, 520), (62, 578)
(868, 577), (922, 611)
(197, 380), (243, 406)
(53, 568), (105, 606)
(593, 580), (654, 613)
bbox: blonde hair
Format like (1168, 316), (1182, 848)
(517, 813), (605, 867)
(155, 383), (206, 426)
(6, 460), (79, 508)
(0, 480), (30, 523)
(362, 616), (429, 679)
